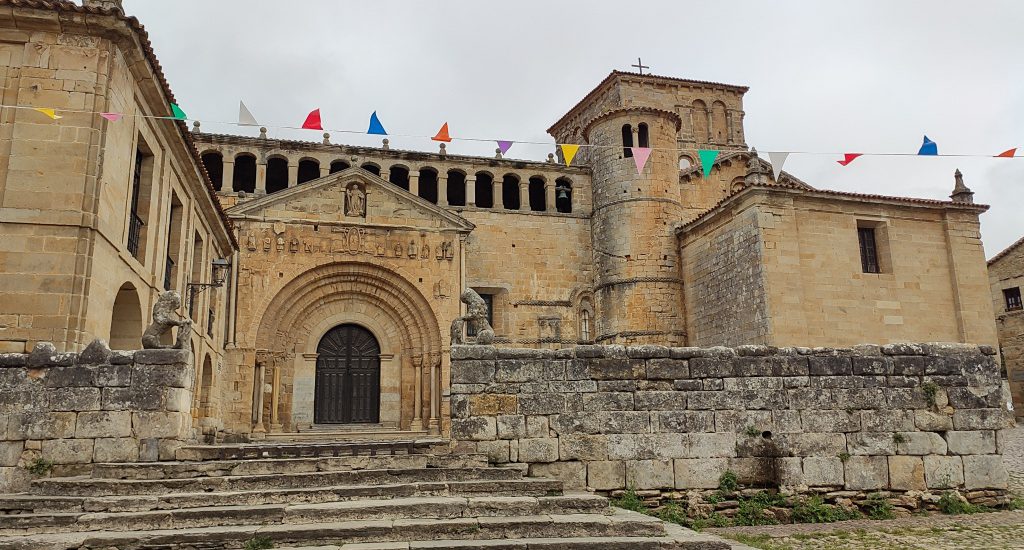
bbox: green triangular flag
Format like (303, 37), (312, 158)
(698, 149), (719, 178)
(170, 103), (187, 120)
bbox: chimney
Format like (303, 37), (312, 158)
(83, 0), (124, 13)
(949, 169), (975, 204)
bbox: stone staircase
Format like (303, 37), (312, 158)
(0, 440), (733, 549)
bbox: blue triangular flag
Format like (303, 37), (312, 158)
(918, 135), (938, 156)
(367, 111), (387, 135)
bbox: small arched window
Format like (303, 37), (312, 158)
(330, 159), (350, 174)
(475, 172), (494, 208)
(501, 174), (520, 210)
(389, 165), (410, 191)
(361, 163), (381, 176)
(200, 152), (223, 190)
(419, 168), (438, 203)
(555, 177), (573, 214)
(447, 170), (466, 206)
(638, 123), (649, 148)
(233, 154), (257, 193)
(528, 177), (546, 212)
(579, 309), (591, 342)
(297, 159), (319, 184)
(266, 157), (288, 194)
(622, 124), (634, 157)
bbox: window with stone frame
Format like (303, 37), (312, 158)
(127, 140), (154, 260)
(856, 220), (891, 274)
(1005, 287), (1023, 311)
(467, 292), (494, 337)
(579, 309), (592, 342)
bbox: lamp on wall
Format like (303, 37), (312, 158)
(186, 258), (231, 315)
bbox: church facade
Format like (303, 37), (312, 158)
(0, 0), (999, 440)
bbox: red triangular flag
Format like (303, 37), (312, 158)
(432, 122), (452, 143)
(301, 109), (322, 130)
(837, 153), (862, 166)
(996, 148), (1017, 158)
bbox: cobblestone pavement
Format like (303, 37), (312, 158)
(709, 423), (1024, 550)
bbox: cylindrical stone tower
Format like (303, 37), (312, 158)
(583, 107), (686, 345)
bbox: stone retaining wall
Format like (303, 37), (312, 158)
(449, 343), (1015, 497)
(0, 340), (194, 491)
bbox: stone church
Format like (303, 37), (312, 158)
(0, 0), (999, 442)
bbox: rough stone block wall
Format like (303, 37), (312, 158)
(988, 239), (1024, 418)
(450, 343), (1014, 498)
(0, 341), (194, 491)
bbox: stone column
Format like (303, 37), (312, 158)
(466, 176), (476, 207)
(252, 361), (267, 435)
(269, 363), (282, 433)
(409, 173), (420, 197)
(412, 355), (423, 427)
(494, 179), (503, 209)
(706, 111), (714, 144)
(437, 176), (449, 206)
(428, 353), (440, 435)
(319, 165), (330, 178)
(222, 159), (234, 191)
(256, 162), (267, 194)
(287, 162), (298, 188)
(519, 180), (529, 211)
(545, 183), (555, 212)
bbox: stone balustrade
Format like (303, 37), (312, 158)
(0, 340), (194, 491)
(449, 342), (1015, 499)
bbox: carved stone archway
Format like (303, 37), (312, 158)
(253, 262), (442, 432)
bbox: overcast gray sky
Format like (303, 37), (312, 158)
(129, 0), (1024, 257)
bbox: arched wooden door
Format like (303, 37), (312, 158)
(314, 324), (381, 424)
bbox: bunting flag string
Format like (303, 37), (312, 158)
(630, 147), (652, 175)
(560, 144), (580, 166)
(238, 101), (259, 126)
(5, 103), (1022, 165)
(432, 122), (452, 143)
(837, 153), (863, 166)
(767, 152), (789, 181)
(301, 109), (322, 130)
(698, 149), (719, 178)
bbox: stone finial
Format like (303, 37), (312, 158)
(83, 0), (123, 13)
(439, 143), (447, 157)
(259, 127), (268, 139)
(744, 148), (766, 186)
(547, 153), (555, 163)
(191, 121), (201, 134)
(322, 132), (330, 145)
(495, 148), (503, 159)
(382, 138), (390, 150)
(950, 168), (975, 204)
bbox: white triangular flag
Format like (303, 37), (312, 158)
(238, 101), (259, 126)
(768, 152), (789, 182)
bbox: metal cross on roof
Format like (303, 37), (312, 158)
(631, 57), (649, 75)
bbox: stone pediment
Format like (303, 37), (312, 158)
(226, 168), (474, 233)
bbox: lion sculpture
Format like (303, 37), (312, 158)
(450, 289), (494, 345)
(141, 290), (192, 350)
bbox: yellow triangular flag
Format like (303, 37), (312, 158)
(33, 108), (61, 120)
(560, 144), (580, 166)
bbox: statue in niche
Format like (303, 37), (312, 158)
(450, 289), (494, 345)
(246, 235), (257, 251)
(142, 291), (191, 350)
(262, 237), (271, 252)
(345, 184), (366, 217)
(394, 243), (403, 258)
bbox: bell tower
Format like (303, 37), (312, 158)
(582, 107), (686, 345)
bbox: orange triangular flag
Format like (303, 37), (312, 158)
(996, 148), (1017, 158)
(34, 108), (61, 120)
(432, 123), (452, 143)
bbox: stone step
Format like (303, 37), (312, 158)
(0, 494), (610, 535)
(0, 478), (564, 513)
(31, 467), (527, 497)
(278, 537), (728, 550)
(0, 509), (671, 550)
(176, 438), (445, 461)
(88, 453), (489, 480)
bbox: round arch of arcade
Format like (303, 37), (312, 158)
(253, 262), (443, 434)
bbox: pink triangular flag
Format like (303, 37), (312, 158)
(630, 147), (652, 174)
(100, 112), (123, 122)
